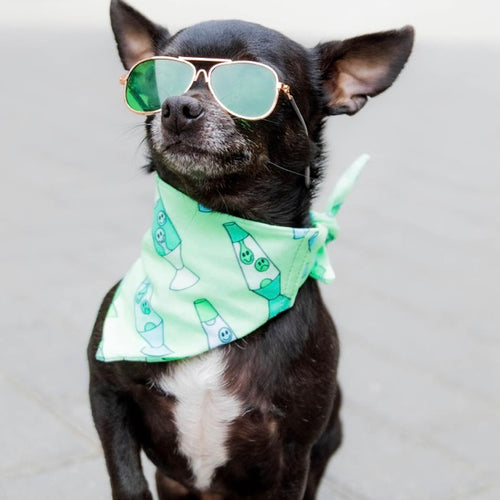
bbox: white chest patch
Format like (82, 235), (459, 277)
(157, 350), (242, 491)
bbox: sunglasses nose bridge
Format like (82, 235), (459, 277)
(193, 68), (209, 84)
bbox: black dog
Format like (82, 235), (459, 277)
(88, 1), (413, 498)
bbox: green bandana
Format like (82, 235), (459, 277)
(97, 155), (369, 362)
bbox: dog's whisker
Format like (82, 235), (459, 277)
(138, 135), (150, 148)
(216, 188), (230, 213)
(267, 160), (306, 178)
(120, 122), (149, 133)
(261, 116), (281, 126)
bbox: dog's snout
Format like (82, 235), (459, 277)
(162, 96), (204, 134)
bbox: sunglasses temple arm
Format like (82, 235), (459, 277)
(288, 94), (309, 137)
(285, 91), (311, 188)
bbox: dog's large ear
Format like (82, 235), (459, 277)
(110, 0), (170, 69)
(316, 26), (414, 115)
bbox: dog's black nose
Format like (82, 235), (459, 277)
(161, 96), (204, 134)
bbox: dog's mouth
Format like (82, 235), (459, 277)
(161, 141), (251, 176)
(162, 140), (244, 159)
(149, 115), (255, 179)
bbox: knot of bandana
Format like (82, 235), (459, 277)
(309, 154), (370, 283)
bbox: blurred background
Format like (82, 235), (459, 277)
(1, 1), (499, 499)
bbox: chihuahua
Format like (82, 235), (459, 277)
(88, 1), (414, 498)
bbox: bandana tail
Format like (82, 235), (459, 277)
(327, 154), (370, 217)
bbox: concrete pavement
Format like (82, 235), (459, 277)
(0, 25), (499, 499)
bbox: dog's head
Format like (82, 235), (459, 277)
(111, 0), (413, 224)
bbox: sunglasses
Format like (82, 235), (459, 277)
(120, 56), (296, 121)
(120, 56), (312, 187)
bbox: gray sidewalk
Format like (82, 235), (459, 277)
(0, 26), (499, 499)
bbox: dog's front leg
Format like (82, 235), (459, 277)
(275, 446), (312, 500)
(90, 382), (152, 500)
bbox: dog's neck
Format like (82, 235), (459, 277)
(150, 164), (315, 228)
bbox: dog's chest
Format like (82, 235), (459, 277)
(157, 350), (242, 490)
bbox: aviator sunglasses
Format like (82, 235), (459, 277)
(120, 56), (311, 186)
(120, 56), (306, 122)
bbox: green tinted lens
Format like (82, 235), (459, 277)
(126, 59), (195, 113)
(210, 62), (278, 119)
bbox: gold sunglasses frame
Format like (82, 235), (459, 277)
(120, 56), (293, 120)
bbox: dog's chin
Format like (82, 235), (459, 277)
(156, 143), (252, 180)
